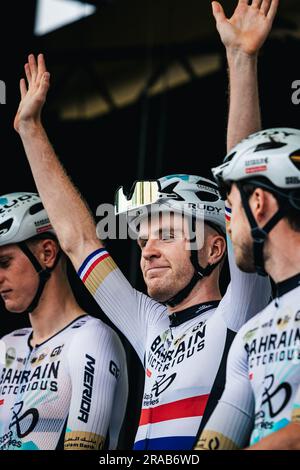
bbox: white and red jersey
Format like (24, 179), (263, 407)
(201, 277), (300, 449)
(0, 315), (128, 450)
(78, 228), (271, 450)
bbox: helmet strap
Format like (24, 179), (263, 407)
(18, 241), (61, 314)
(237, 182), (287, 276)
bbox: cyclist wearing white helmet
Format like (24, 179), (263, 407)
(196, 128), (300, 450)
(0, 193), (128, 450)
(12, 8), (276, 446)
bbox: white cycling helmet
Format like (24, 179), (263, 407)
(0, 192), (55, 246)
(0, 192), (58, 314)
(212, 128), (300, 197)
(115, 175), (226, 307)
(115, 174), (225, 234)
(212, 128), (300, 275)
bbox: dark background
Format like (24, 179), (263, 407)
(0, 0), (299, 449)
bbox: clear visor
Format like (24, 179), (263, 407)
(114, 180), (160, 215)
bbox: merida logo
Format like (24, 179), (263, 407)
(78, 354), (95, 423)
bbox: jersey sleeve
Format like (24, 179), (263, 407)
(77, 248), (166, 363)
(195, 327), (255, 450)
(64, 321), (128, 450)
(220, 206), (272, 331)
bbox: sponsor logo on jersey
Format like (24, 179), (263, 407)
(245, 327), (300, 367)
(78, 354), (95, 424)
(243, 327), (259, 342)
(16, 357), (26, 365)
(276, 315), (291, 330)
(109, 360), (120, 379)
(0, 430), (22, 450)
(71, 319), (87, 329)
(5, 348), (16, 367)
(50, 345), (64, 359)
(147, 321), (207, 373)
(254, 374), (292, 432)
(9, 401), (39, 439)
(65, 431), (105, 450)
(0, 361), (60, 395)
(261, 319), (273, 329)
(30, 348), (49, 366)
(151, 373), (177, 398)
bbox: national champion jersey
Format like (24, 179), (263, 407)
(197, 275), (300, 449)
(77, 234), (271, 450)
(0, 315), (128, 450)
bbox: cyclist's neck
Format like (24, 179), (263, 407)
(28, 272), (85, 348)
(167, 276), (221, 314)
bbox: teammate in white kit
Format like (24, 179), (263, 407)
(0, 193), (128, 450)
(196, 128), (300, 450)
(12, 0), (278, 450)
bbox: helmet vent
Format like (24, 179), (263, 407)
(0, 218), (13, 234)
(224, 152), (236, 163)
(196, 191), (219, 202)
(159, 182), (185, 201)
(254, 142), (286, 152)
(197, 179), (218, 191)
(289, 149), (300, 170)
(29, 202), (44, 215)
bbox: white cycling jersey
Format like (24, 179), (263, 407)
(0, 315), (128, 450)
(197, 274), (300, 449)
(78, 220), (271, 450)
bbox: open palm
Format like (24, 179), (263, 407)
(213, 0), (279, 56)
(14, 54), (50, 133)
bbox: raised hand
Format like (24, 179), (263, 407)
(212, 0), (279, 56)
(14, 53), (50, 133)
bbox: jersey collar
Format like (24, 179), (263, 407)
(169, 300), (220, 327)
(27, 314), (88, 350)
(276, 272), (300, 298)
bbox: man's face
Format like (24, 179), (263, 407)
(0, 244), (39, 313)
(138, 213), (200, 302)
(226, 184), (256, 273)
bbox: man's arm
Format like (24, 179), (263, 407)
(245, 423), (300, 450)
(212, 0), (279, 151)
(14, 54), (166, 363)
(14, 54), (100, 270)
(194, 327), (255, 450)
